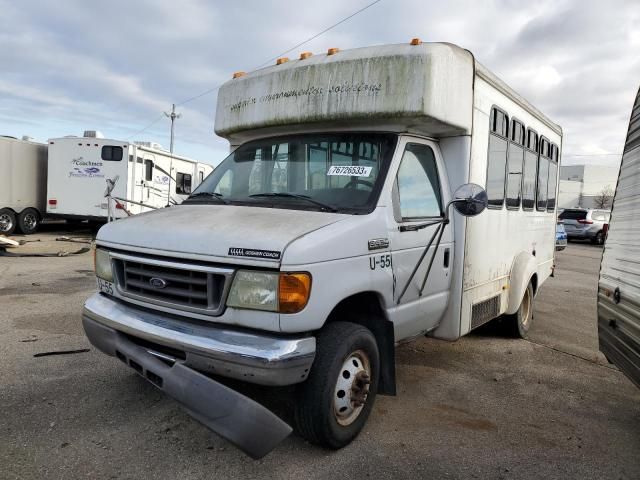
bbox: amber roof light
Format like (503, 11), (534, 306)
(410, 38), (422, 45)
(232, 71), (246, 79)
(299, 51), (313, 60)
(327, 48), (340, 55)
(276, 57), (289, 65)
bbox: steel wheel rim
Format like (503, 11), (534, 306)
(521, 287), (532, 328)
(333, 349), (371, 426)
(0, 213), (13, 232)
(23, 213), (37, 231)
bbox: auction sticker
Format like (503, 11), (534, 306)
(327, 165), (372, 176)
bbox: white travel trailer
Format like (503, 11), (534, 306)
(598, 84), (640, 389)
(0, 135), (48, 234)
(46, 132), (213, 222)
(83, 41), (562, 458)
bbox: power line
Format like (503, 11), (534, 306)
(125, 113), (164, 140)
(129, 0), (384, 139)
(253, 0), (383, 69)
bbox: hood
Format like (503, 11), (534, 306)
(96, 204), (347, 265)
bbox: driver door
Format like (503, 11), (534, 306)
(388, 138), (453, 340)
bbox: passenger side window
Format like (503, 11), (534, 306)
(522, 129), (538, 211)
(547, 145), (558, 211)
(101, 145), (123, 161)
(506, 120), (525, 209)
(486, 107), (509, 208)
(396, 144), (442, 219)
(176, 172), (192, 195)
(144, 160), (154, 181)
(537, 138), (550, 211)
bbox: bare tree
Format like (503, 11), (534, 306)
(593, 186), (614, 209)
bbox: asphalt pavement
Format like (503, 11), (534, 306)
(1, 233), (638, 479)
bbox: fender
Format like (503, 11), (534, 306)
(506, 252), (537, 315)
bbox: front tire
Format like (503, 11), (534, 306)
(17, 208), (40, 234)
(0, 208), (17, 235)
(502, 282), (534, 338)
(294, 321), (379, 449)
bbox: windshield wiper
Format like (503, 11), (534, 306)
(186, 191), (228, 204)
(249, 193), (338, 212)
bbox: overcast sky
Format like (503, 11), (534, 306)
(1, 0), (638, 167)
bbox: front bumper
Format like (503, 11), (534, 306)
(83, 313), (292, 458)
(83, 293), (316, 386)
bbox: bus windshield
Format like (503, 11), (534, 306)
(187, 133), (398, 214)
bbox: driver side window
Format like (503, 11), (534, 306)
(396, 144), (442, 220)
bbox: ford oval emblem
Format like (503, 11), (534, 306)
(149, 277), (167, 289)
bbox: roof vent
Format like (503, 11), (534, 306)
(21, 135), (34, 142)
(83, 130), (104, 138)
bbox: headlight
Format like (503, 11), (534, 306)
(94, 248), (113, 281)
(227, 271), (311, 314)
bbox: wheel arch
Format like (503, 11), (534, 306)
(325, 291), (396, 395)
(506, 252), (538, 315)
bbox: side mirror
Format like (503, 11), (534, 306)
(450, 183), (488, 217)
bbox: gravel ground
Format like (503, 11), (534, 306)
(1, 231), (638, 479)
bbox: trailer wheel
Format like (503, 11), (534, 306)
(502, 282), (534, 338)
(294, 321), (379, 449)
(17, 208), (40, 235)
(0, 208), (17, 235)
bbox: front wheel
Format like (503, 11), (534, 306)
(0, 208), (17, 235)
(294, 321), (379, 449)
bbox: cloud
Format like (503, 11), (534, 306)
(0, 0), (637, 168)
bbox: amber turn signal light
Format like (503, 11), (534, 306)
(279, 272), (312, 314)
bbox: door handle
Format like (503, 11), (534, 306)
(443, 248), (450, 268)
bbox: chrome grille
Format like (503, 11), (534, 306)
(110, 252), (233, 316)
(471, 295), (500, 329)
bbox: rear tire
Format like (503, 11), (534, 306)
(592, 230), (605, 245)
(17, 208), (40, 235)
(0, 208), (17, 235)
(294, 321), (379, 449)
(501, 282), (534, 338)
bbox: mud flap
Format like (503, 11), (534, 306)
(83, 317), (292, 459)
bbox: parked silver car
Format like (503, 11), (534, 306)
(559, 208), (610, 245)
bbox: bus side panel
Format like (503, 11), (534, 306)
(430, 136), (471, 341)
(598, 86), (640, 388)
(460, 76), (561, 336)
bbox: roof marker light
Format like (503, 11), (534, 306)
(327, 48), (340, 55)
(232, 71), (246, 79)
(410, 38), (422, 45)
(276, 57), (289, 65)
(299, 51), (313, 60)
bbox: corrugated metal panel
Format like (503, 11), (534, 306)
(598, 84), (640, 388)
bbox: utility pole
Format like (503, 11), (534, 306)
(164, 103), (182, 206)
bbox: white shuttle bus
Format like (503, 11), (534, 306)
(83, 42), (562, 458)
(0, 135), (48, 234)
(46, 132), (213, 222)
